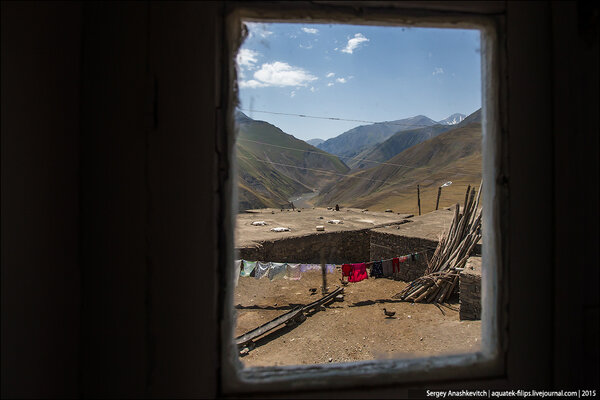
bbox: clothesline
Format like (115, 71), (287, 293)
(235, 261), (337, 285)
(342, 251), (426, 283)
(235, 248), (432, 286)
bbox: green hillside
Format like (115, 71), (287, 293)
(315, 109), (482, 213)
(235, 112), (349, 211)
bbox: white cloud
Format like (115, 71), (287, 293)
(290, 90), (297, 98)
(433, 67), (444, 75)
(299, 43), (313, 50)
(246, 22), (273, 39)
(236, 48), (259, 70)
(302, 27), (319, 34)
(336, 77), (347, 83)
(327, 82), (334, 87)
(310, 87), (317, 92)
(241, 61), (317, 88)
(326, 72), (335, 78)
(340, 33), (369, 54)
(238, 79), (267, 89)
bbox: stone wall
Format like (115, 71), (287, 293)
(237, 227), (483, 321)
(369, 230), (437, 282)
(236, 229), (372, 264)
(459, 256), (482, 320)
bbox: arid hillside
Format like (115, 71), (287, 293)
(236, 111), (349, 211)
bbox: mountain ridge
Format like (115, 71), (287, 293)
(438, 113), (466, 125)
(315, 109), (482, 213)
(316, 115), (438, 160)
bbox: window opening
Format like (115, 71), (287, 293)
(222, 11), (500, 392)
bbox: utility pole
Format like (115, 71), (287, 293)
(417, 184), (421, 216)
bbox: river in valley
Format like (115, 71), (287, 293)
(288, 191), (319, 208)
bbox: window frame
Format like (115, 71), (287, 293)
(218, 2), (508, 394)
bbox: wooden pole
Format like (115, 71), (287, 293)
(436, 186), (442, 210)
(417, 185), (421, 216)
(463, 185), (471, 215)
(320, 248), (327, 295)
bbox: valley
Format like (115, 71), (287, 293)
(235, 109), (481, 214)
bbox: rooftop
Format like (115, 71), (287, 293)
(235, 207), (411, 248)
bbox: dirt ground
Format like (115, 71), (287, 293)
(234, 268), (481, 367)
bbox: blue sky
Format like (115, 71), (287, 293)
(236, 22), (481, 141)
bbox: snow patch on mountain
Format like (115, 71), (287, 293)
(438, 113), (466, 125)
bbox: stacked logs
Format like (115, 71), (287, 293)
(395, 182), (482, 303)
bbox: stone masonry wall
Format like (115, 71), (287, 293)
(459, 256), (482, 320)
(369, 230), (438, 282)
(236, 229), (372, 264)
(238, 227), (482, 319)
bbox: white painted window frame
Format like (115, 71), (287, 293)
(219, 3), (507, 395)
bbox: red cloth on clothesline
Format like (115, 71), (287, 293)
(342, 263), (352, 277)
(349, 263), (368, 282)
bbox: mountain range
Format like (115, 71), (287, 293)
(234, 109), (480, 213)
(314, 109), (482, 213)
(314, 113), (467, 169)
(438, 113), (466, 125)
(316, 115), (438, 161)
(345, 124), (455, 169)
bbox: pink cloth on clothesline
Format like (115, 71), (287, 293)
(349, 263), (368, 283)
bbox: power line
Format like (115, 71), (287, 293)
(237, 154), (480, 188)
(239, 109), (442, 128)
(237, 155), (393, 185)
(236, 137), (480, 178)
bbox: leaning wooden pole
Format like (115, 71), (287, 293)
(463, 185), (471, 214)
(436, 186), (442, 210)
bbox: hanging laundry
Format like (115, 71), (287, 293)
(240, 260), (256, 277)
(300, 264), (320, 273)
(398, 255), (409, 263)
(342, 263), (353, 277)
(255, 261), (271, 279)
(234, 259), (242, 286)
(349, 263), (368, 283)
(268, 262), (287, 281)
(392, 257), (400, 273)
(326, 264), (336, 274)
(370, 260), (384, 278)
(382, 259), (394, 277)
(285, 263), (302, 280)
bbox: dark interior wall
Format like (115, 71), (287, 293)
(78, 2), (149, 396)
(506, 2), (554, 388)
(78, 2), (219, 397)
(551, 1), (600, 388)
(0, 1), (598, 398)
(146, 2), (219, 397)
(1, 2), (82, 397)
